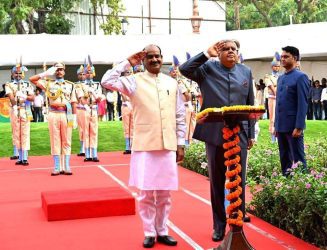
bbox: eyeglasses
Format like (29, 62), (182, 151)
(15, 73), (22, 75)
(145, 54), (161, 59)
(222, 47), (238, 52)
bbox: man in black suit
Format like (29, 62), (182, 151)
(179, 40), (255, 242)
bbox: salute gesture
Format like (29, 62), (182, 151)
(127, 51), (147, 66)
(207, 40), (226, 57)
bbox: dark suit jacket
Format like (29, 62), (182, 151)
(179, 52), (255, 147)
(275, 68), (310, 132)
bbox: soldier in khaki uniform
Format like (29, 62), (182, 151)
(5, 64), (34, 165)
(169, 64), (196, 146)
(264, 52), (281, 143)
(75, 65), (86, 157)
(29, 63), (77, 175)
(120, 69), (134, 154)
(76, 64), (102, 162)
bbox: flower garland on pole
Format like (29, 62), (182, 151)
(222, 125), (243, 227)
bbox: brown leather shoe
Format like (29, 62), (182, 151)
(157, 235), (177, 246)
(143, 236), (155, 248)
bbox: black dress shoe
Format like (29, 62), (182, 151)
(212, 229), (225, 242)
(22, 160), (29, 166)
(77, 153), (85, 157)
(123, 150), (131, 154)
(64, 171), (73, 175)
(143, 236), (155, 248)
(92, 157), (99, 162)
(244, 215), (251, 223)
(157, 235), (177, 246)
(84, 158), (92, 162)
(10, 156), (19, 160)
(15, 160), (23, 165)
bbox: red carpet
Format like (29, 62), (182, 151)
(42, 187), (135, 221)
(0, 152), (319, 250)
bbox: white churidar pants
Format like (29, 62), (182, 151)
(138, 190), (171, 237)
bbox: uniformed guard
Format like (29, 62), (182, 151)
(5, 62), (34, 165)
(169, 56), (196, 147)
(29, 62), (77, 175)
(264, 52), (281, 142)
(75, 65), (86, 156)
(121, 68), (134, 154)
(76, 57), (102, 162)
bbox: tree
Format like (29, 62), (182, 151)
(0, 0), (82, 34)
(222, 0), (327, 31)
(90, 0), (125, 35)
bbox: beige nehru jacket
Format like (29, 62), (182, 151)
(131, 72), (178, 151)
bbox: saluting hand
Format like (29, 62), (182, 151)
(207, 41), (225, 57)
(127, 51), (147, 66)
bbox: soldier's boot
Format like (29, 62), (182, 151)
(10, 146), (19, 160)
(15, 149), (23, 165)
(51, 155), (60, 176)
(77, 141), (85, 156)
(64, 155), (72, 175)
(91, 148), (99, 162)
(84, 148), (92, 162)
(22, 150), (29, 166)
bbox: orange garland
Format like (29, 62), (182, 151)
(223, 125), (243, 227)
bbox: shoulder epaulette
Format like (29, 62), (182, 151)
(64, 80), (75, 85)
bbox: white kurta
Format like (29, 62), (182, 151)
(101, 60), (186, 190)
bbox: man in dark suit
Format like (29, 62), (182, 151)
(274, 46), (309, 176)
(179, 40), (255, 242)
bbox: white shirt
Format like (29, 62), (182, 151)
(106, 91), (115, 103)
(33, 94), (44, 107)
(321, 88), (327, 102)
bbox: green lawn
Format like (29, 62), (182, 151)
(256, 119), (326, 144)
(0, 119), (325, 157)
(0, 121), (125, 157)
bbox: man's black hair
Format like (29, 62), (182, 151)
(282, 46), (300, 61)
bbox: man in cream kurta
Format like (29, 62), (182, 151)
(101, 45), (186, 248)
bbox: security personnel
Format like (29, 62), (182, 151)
(77, 64), (102, 162)
(264, 52), (281, 142)
(169, 64), (195, 146)
(29, 63), (77, 175)
(5, 63), (34, 165)
(75, 65), (86, 156)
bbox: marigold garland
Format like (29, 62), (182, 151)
(227, 211), (244, 227)
(223, 124), (244, 227)
(196, 105), (265, 121)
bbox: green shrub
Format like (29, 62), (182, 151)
(183, 125), (327, 248)
(183, 141), (208, 176)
